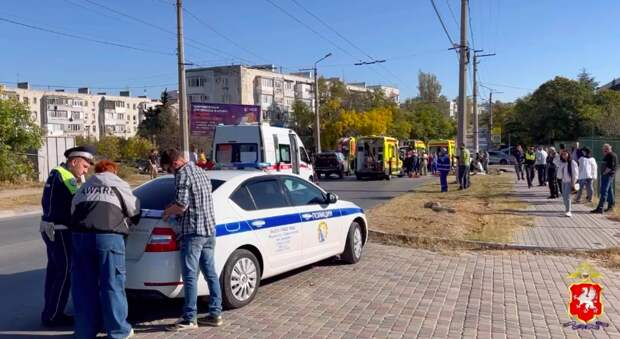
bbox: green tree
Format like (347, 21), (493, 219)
(577, 68), (599, 91)
(291, 100), (315, 150)
(0, 97), (43, 182)
(137, 91), (180, 150)
(417, 71), (442, 103)
(120, 136), (154, 162)
(96, 136), (121, 160)
(593, 90), (620, 137)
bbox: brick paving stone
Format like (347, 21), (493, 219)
(130, 243), (620, 339)
(510, 182), (620, 250)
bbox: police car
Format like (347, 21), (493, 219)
(126, 171), (367, 308)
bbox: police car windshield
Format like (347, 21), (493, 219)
(133, 177), (224, 210)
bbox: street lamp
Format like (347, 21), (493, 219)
(301, 52), (332, 154)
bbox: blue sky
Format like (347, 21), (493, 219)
(1, 0), (618, 102)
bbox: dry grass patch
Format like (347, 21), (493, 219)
(0, 193), (42, 210)
(366, 172), (533, 244)
(0, 182), (43, 192)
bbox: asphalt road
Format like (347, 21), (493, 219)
(0, 175), (430, 337)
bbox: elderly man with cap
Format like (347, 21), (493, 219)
(39, 145), (95, 327)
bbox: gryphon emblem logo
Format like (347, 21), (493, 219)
(318, 221), (328, 242)
(567, 262), (604, 324)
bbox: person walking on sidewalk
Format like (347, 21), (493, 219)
(514, 145), (525, 181)
(39, 145), (95, 327)
(575, 147), (597, 204)
(524, 146), (536, 188)
(535, 146), (548, 186)
(555, 144), (565, 195)
(592, 144), (618, 214)
(456, 143), (471, 190)
(546, 147), (559, 199)
(437, 148), (451, 192)
(70, 160), (141, 339)
(160, 149), (223, 331)
(557, 150), (578, 217)
(420, 152), (429, 176)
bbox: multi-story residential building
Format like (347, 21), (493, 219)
(600, 77), (620, 91)
(0, 82), (158, 139)
(184, 65), (315, 126)
(449, 100), (458, 119)
(343, 82), (400, 103)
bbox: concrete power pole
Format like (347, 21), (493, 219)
(176, 0), (190, 159)
(472, 51), (495, 152)
(314, 67), (321, 154)
(457, 0), (468, 149)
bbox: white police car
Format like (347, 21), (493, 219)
(125, 171), (367, 308)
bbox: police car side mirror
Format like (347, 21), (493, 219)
(326, 192), (338, 204)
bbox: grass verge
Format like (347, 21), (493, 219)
(366, 171), (533, 246)
(0, 194), (42, 210)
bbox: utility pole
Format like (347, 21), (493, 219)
(301, 53), (332, 154)
(472, 51), (495, 152)
(176, 0), (190, 159)
(456, 0), (468, 149)
(480, 84), (502, 149)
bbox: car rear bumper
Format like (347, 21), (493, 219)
(126, 251), (184, 298)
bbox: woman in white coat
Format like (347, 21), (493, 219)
(557, 150), (579, 217)
(576, 147), (598, 203)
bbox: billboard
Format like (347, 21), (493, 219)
(190, 102), (260, 136)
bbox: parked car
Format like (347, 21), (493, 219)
(126, 171), (367, 309)
(314, 152), (348, 179)
(488, 150), (514, 165)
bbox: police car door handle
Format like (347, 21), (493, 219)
(251, 220), (266, 228)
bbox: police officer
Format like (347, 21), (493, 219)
(40, 145), (95, 327)
(437, 148), (451, 192)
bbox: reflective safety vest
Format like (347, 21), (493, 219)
(525, 152), (536, 162)
(54, 165), (78, 194)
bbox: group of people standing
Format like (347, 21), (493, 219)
(40, 146), (223, 338)
(403, 150), (431, 177)
(513, 142), (617, 217)
(148, 144), (215, 179)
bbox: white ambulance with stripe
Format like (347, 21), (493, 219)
(212, 123), (315, 182)
(125, 171), (367, 309)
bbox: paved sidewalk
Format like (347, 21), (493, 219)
(510, 181), (620, 250)
(127, 243), (620, 339)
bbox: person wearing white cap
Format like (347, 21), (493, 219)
(39, 145), (94, 327)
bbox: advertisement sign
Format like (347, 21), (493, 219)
(190, 102), (260, 136)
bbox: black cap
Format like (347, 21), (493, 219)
(64, 145), (96, 165)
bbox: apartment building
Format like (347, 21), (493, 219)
(345, 82), (400, 103)
(0, 82), (157, 139)
(184, 65), (316, 126)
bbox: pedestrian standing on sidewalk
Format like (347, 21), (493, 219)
(412, 150), (420, 176)
(456, 143), (470, 189)
(437, 148), (451, 192)
(546, 147), (559, 199)
(535, 146), (548, 186)
(160, 149), (223, 331)
(481, 150), (490, 173)
(514, 145), (525, 181)
(558, 150), (579, 217)
(70, 160), (141, 339)
(148, 149), (159, 179)
(592, 144), (617, 214)
(524, 146), (536, 188)
(39, 145), (95, 327)
(575, 147), (597, 204)
(420, 152), (428, 176)
(555, 144), (565, 195)
(571, 142), (583, 163)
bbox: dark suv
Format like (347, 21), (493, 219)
(314, 152), (348, 179)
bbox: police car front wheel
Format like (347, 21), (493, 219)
(222, 249), (261, 309)
(341, 222), (363, 264)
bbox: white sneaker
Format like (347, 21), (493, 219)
(126, 328), (135, 338)
(565, 212), (572, 217)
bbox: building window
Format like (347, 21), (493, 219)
(117, 113), (124, 120)
(188, 77), (206, 87)
(66, 124), (82, 132)
(33, 97), (37, 104)
(133, 104), (136, 110)
(261, 95), (273, 106)
(71, 111), (81, 120)
(261, 78), (272, 87)
(24, 97), (29, 104)
(50, 110), (68, 118)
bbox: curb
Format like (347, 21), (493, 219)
(0, 207), (42, 220)
(368, 229), (607, 255)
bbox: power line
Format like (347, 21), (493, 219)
(445, 0), (460, 29)
(467, 0), (476, 50)
(0, 16), (175, 56)
(429, 0), (457, 49)
(183, 7), (267, 63)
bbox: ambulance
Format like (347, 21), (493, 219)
(212, 123), (315, 182)
(355, 136), (402, 180)
(427, 139), (457, 167)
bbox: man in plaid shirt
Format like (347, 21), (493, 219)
(161, 149), (223, 331)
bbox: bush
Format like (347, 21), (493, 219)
(120, 137), (154, 163)
(96, 136), (121, 161)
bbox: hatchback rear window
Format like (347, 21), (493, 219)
(216, 143), (258, 163)
(133, 178), (224, 210)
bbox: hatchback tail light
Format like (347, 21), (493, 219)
(145, 227), (179, 252)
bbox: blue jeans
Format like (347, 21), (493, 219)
(180, 235), (222, 322)
(562, 182), (573, 212)
(457, 165), (469, 189)
(71, 233), (131, 339)
(576, 178), (594, 202)
(598, 175), (616, 210)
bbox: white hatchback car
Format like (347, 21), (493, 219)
(126, 171), (367, 308)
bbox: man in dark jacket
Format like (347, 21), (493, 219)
(592, 144), (618, 213)
(546, 147), (559, 199)
(70, 160), (140, 338)
(39, 145), (94, 327)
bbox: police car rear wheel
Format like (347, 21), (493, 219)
(341, 222), (363, 264)
(222, 249), (261, 309)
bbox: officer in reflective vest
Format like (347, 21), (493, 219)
(437, 148), (451, 192)
(40, 145), (95, 327)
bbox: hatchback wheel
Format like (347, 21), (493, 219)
(221, 249), (261, 309)
(341, 222), (364, 264)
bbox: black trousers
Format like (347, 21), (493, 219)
(41, 230), (72, 322)
(547, 169), (558, 197)
(525, 164), (535, 187)
(536, 165), (546, 186)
